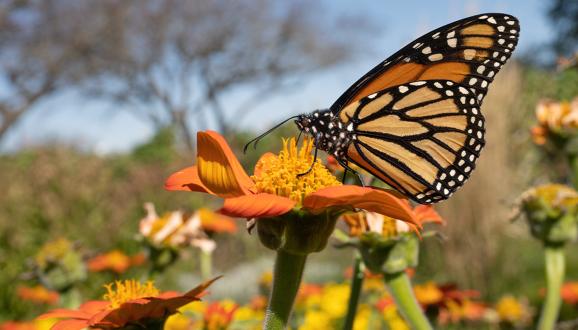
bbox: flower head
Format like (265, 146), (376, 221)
(340, 205), (443, 274)
(494, 295), (532, 326)
(38, 277), (219, 330)
(531, 97), (578, 146)
(517, 184), (578, 244)
(165, 131), (417, 224)
(140, 203), (223, 253)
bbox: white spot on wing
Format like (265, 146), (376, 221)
(463, 49), (476, 60)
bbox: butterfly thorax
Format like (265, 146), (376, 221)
(295, 109), (355, 160)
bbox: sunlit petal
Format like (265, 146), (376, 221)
(164, 166), (213, 193)
(219, 193), (296, 218)
(303, 185), (418, 225)
(197, 131), (256, 197)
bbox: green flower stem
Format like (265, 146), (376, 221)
(343, 254), (365, 330)
(264, 249), (308, 330)
(384, 271), (433, 330)
(200, 250), (212, 279)
(538, 245), (565, 330)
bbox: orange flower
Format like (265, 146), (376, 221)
(531, 97), (578, 145)
(438, 299), (487, 324)
(165, 131), (417, 224)
(87, 250), (143, 274)
(414, 282), (444, 306)
(561, 281), (578, 305)
(38, 278), (218, 330)
(17, 285), (59, 305)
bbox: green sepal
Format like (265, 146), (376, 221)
(256, 209), (341, 255)
(358, 232), (419, 275)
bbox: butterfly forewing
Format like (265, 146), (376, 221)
(330, 13), (519, 112)
(342, 80), (485, 204)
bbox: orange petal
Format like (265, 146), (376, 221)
(51, 319), (90, 330)
(164, 166), (213, 194)
(197, 131), (255, 198)
(253, 152), (276, 178)
(303, 185), (418, 225)
(413, 205), (444, 224)
(219, 193), (296, 218)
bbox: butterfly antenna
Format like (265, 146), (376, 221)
(243, 115), (300, 153)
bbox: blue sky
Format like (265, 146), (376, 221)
(1, 0), (554, 153)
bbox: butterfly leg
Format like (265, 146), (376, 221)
(338, 160), (365, 187)
(296, 130), (303, 145)
(297, 142), (319, 177)
(342, 168), (349, 184)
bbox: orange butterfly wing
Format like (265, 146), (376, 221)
(331, 13), (519, 112)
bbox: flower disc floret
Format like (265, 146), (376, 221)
(252, 137), (341, 204)
(104, 280), (160, 308)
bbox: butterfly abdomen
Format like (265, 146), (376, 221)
(295, 110), (355, 159)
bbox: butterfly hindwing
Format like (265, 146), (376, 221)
(341, 80), (485, 204)
(331, 13), (519, 112)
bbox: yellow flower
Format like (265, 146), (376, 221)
(382, 304), (410, 330)
(299, 310), (332, 330)
(233, 306), (264, 322)
(164, 313), (194, 330)
(319, 283), (350, 318)
(495, 295), (531, 325)
(353, 304), (372, 330)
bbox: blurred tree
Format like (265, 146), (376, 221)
(0, 0), (103, 142)
(78, 0), (368, 154)
(548, 0), (578, 55)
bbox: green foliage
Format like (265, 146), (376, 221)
(556, 68), (578, 100)
(131, 127), (177, 165)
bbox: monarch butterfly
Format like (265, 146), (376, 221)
(246, 13), (520, 204)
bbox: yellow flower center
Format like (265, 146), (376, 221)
(252, 137), (341, 204)
(381, 216), (398, 238)
(103, 280), (160, 308)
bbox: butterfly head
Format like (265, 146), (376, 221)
(295, 109), (354, 160)
(295, 109), (333, 135)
